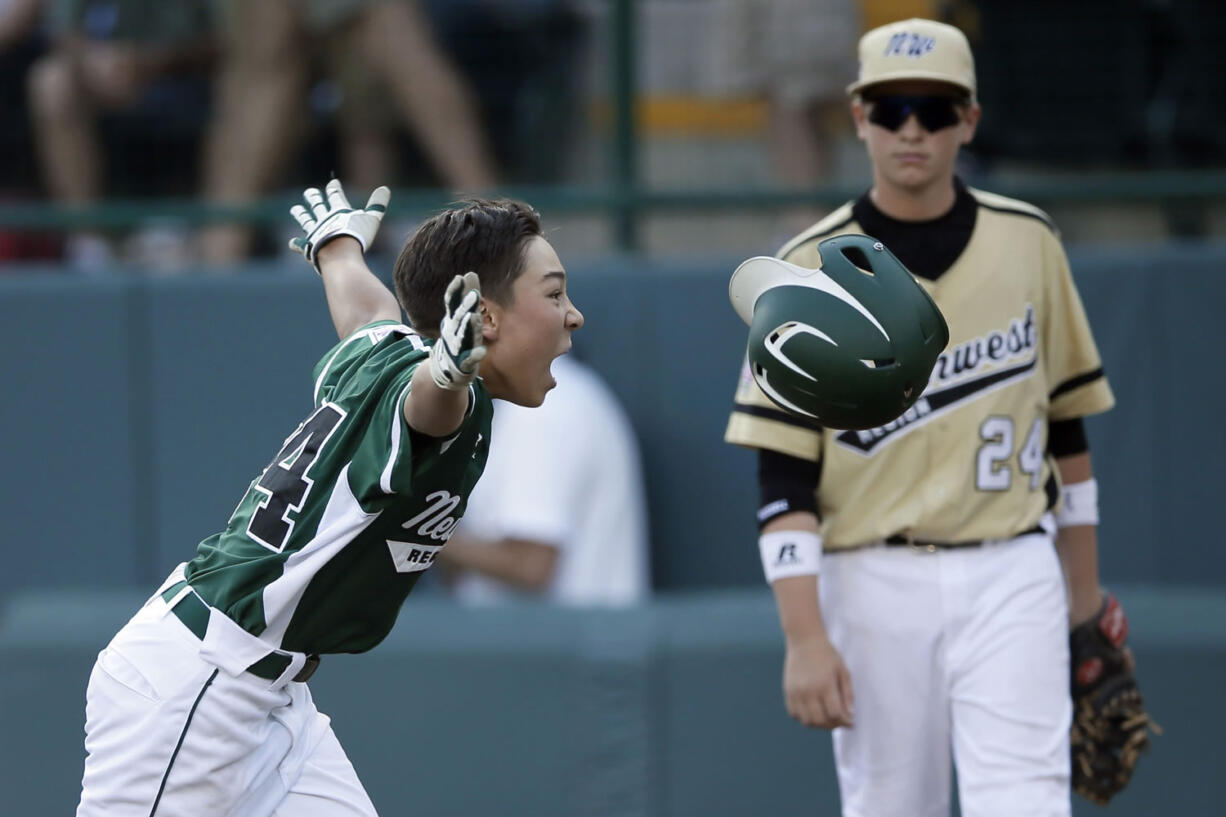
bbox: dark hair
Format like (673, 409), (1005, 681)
(393, 199), (542, 334)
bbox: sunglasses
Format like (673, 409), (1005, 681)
(865, 95), (964, 132)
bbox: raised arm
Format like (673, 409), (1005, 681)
(289, 180), (401, 339)
(315, 239), (401, 340)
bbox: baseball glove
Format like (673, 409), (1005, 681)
(1068, 592), (1159, 805)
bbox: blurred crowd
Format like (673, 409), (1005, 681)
(0, 0), (1223, 271)
(0, 0), (588, 270)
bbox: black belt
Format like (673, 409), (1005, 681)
(161, 581), (320, 683)
(884, 524), (1046, 552)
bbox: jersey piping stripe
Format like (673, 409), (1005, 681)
(777, 213), (856, 260)
(1050, 367), (1105, 401)
(148, 668), (219, 817)
(733, 403), (824, 432)
(381, 379), (415, 494)
(314, 330), (375, 405)
(976, 201), (1059, 234)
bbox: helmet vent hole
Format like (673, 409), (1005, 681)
(841, 247), (875, 275)
(769, 321), (803, 343)
(860, 357), (895, 369)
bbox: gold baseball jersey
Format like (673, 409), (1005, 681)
(725, 187), (1114, 549)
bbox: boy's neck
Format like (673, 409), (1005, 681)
(868, 177), (958, 222)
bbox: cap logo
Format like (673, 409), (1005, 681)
(884, 31), (936, 58)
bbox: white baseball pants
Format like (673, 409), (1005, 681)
(819, 531), (1072, 817)
(76, 580), (378, 817)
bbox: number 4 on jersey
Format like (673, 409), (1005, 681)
(248, 403), (346, 551)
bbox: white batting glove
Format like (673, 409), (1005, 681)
(429, 272), (487, 391)
(288, 179), (390, 271)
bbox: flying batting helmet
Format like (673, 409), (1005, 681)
(729, 235), (949, 430)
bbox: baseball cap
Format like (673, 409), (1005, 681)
(846, 18), (976, 98)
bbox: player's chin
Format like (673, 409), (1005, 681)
(510, 369), (556, 408)
(536, 368), (559, 403)
(890, 162), (931, 183)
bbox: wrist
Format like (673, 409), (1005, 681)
(759, 530), (822, 583)
(784, 629), (832, 651)
(1069, 586), (1105, 627)
(315, 235), (364, 267)
(1056, 478), (1099, 528)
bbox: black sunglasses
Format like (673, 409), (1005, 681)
(866, 95), (964, 132)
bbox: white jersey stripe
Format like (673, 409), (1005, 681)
(380, 380), (414, 494)
(260, 464), (380, 646)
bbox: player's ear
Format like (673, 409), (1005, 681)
(959, 102), (981, 145)
(850, 99), (869, 141)
(480, 296), (500, 342)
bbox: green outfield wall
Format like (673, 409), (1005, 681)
(2, 242), (1225, 597)
(2, 243), (1225, 814)
(1, 586), (1222, 816)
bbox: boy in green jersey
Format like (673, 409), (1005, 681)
(77, 180), (584, 816)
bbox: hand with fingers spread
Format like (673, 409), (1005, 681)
(429, 271), (487, 391)
(784, 636), (855, 730)
(288, 179), (390, 270)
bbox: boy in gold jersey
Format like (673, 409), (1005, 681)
(726, 18), (1121, 817)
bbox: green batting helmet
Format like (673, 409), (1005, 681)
(729, 235), (949, 430)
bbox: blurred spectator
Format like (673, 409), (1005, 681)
(424, 0), (587, 184)
(0, 0), (39, 46)
(438, 354), (651, 607)
(705, 0), (860, 234)
(0, 0), (58, 263)
(198, 0), (497, 265)
(26, 0), (215, 271)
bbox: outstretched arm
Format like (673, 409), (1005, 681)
(288, 180), (482, 436)
(289, 180), (400, 340)
(315, 239), (401, 340)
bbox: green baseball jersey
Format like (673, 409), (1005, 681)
(184, 321), (491, 655)
(726, 186), (1114, 548)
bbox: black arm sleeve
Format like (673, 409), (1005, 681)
(1048, 417), (1089, 458)
(756, 448), (821, 529)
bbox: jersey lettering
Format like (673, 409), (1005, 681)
(835, 307), (1039, 456)
(402, 489), (461, 541)
(386, 540), (445, 573)
(248, 403), (346, 551)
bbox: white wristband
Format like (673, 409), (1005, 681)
(759, 530), (822, 583)
(1055, 478), (1099, 527)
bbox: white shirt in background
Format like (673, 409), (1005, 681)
(455, 355), (650, 606)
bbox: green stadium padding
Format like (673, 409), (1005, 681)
(1, 242), (1226, 602)
(1, 585), (1223, 816)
